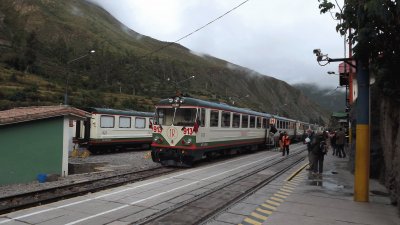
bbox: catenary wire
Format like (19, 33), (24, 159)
(138, 0), (250, 59)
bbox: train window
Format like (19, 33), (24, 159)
(155, 108), (166, 125)
(210, 110), (219, 127)
(119, 116), (131, 128)
(249, 116), (255, 128)
(263, 118), (269, 129)
(232, 113), (240, 128)
(100, 115), (114, 128)
(257, 117), (262, 129)
(175, 108), (197, 126)
(242, 114), (248, 128)
(199, 108), (205, 127)
(149, 118), (154, 128)
(221, 111), (231, 128)
(135, 117), (146, 129)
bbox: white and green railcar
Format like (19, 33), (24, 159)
(151, 97), (274, 166)
(74, 108), (154, 153)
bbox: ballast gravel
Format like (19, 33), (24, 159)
(0, 150), (160, 198)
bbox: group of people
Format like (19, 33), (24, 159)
(329, 128), (346, 158)
(276, 128), (347, 179)
(305, 128), (347, 178)
(305, 130), (328, 178)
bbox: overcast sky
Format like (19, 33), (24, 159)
(89, 0), (346, 89)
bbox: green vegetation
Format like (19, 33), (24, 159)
(318, 0), (400, 101)
(0, 0), (330, 124)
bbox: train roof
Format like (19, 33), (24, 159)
(157, 97), (272, 118)
(84, 107), (154, 117)
(272, 115), (297, 122)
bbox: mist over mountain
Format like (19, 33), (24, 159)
(293, 83), (346, 113)
(0, 0), (331, 125)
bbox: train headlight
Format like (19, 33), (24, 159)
(174, 97), (180, 103)
(182, 138), (192, 145)
(153, 137), (163, 144)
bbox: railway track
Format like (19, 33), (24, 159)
(0, 166), (178, 215)
(136, 150), (307, 225)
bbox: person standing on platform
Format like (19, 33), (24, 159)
(311, 133), (328, 178)
(282, 132), (290, 156)
(330, 130), (337, 156)
(336, 128), (346, 158)
(306, 130), (314, 170)
(278, 131), (284, 152)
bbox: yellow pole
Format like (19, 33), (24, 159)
(354, 124), (370, 201)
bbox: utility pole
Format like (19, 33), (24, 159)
(354, 58), (370, 202)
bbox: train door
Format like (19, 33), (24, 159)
(196, 108), (206, 143)
(84, 118), (91, 142)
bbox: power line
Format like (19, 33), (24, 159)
(139, 0), (250, 59)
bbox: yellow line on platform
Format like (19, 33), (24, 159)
(285, 163), (309, 181)
(256, 207), (273, 215)
(266, 200), (280, 206)
(251, 212), (268, 221)
(274, 193), (287, 198)
(244, 217), (262, 225)
(277, 191), (290, 196)
(271, 196), (284, 202)
(281, 188), (293, 193)
(261, 203), (277, 211)
(283, 185), (295, 189)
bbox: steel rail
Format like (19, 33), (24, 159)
(135, 149), (306, 225)
(0, 166), (177, 215)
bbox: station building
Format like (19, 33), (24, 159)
(0, 105), (89, 185)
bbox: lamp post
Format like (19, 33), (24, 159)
(167, 75), (195, 95)
(228, 94), (249, 105)
(64, 50), (95, 105)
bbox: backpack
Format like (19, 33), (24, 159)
(312, 136), (327, 155)
(319, 141), (327, 154)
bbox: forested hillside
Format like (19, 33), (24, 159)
(0, 0), (329, 125)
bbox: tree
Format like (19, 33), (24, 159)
(318, 0), (400, 100)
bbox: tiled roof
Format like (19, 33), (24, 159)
(0, 105), (90, 125)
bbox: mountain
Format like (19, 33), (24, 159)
(0, 0), (330, 125)
(293, 83), (346, 113)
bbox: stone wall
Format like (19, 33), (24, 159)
(348, 87), (399, 211)
(379, 94), (400, 207)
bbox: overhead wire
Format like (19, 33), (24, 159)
(137, 0), (250, 59)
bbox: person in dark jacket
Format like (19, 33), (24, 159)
(330, 131), (336, 156)
(306, 130), (314, 170)
(311, 133), (327, 178)
(335, 128), (346, 158)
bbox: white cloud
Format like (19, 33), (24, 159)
(89, 0), (345, 88)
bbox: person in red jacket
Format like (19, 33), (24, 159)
(282, 132), (290, 156)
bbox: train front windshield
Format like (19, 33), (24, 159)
(155, 108), (197, 126)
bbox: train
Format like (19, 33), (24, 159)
(150, 96), (323, 167)
(73, 107), (154, 153)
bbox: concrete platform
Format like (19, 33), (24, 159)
(235, 153), (400, 225)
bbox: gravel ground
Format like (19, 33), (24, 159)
(0, 150), (161, 198)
